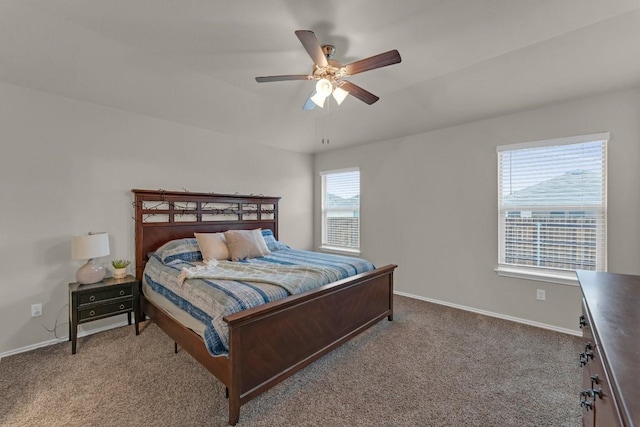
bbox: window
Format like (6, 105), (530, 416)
(320, 168), (360, 253)
(496, 133), (608, 284)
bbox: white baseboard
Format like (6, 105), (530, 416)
(3, 293), (580, 359)
(394, 290), (582, 337)
(0, 320), (131, 360)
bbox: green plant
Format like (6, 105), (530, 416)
(111, 259), (131, 269)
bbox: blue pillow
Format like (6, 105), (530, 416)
(261, 229), (289, 252)
(155, 238), (203, 265)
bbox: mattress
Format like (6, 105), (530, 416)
(143, 248), (376, 357)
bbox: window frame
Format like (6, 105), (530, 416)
(495, 133), (608, 286)
(319, 167), (361, 255)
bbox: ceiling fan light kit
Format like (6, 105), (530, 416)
(255, 30), (401, 110)
(310, 78), (333, 107)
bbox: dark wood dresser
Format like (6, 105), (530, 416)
(577, 270), (640, 427)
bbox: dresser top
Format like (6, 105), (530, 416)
(577, 270), (640, 426)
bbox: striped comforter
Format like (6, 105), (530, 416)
(143, 249), (375, 357)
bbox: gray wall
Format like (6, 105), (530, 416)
(314, 88), (640, 332)
(0, 82), (313, 355)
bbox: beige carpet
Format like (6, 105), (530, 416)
(0, 296), (582, 427)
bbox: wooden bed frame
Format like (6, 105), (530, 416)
(132, 189), (396, 425)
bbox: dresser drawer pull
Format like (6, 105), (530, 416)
(580, 399), (593, 411)
(89, 310), (96, 317)
(119, 290), (125, 296)
(119, 304), (125, 310)
(89, 295), (96, 302)
(580, 389), (592, 398)
(579, 352), (588, 367)
(579, 315), (587, 328)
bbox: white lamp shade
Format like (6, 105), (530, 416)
(72, 232), (110, 260)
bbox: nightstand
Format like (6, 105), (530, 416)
(69, 275), (140, 354)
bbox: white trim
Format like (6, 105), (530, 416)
(495, 265), (579, 286)
(0, 319), (130, 360)
(496, 132), (610, 152)
(319, 246), (361, 256)
(394, 290), (581, 337)
(319, 166), (359, 176)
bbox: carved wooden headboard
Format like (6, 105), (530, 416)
(132, 189), (280, 280)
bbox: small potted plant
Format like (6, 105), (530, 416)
(111, 259), (131, 279)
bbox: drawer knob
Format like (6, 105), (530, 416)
(579, 353), (588, 367)
(89, 295), (96, 302)
(580, 399), (593, 411)
(579, 315), (587, 328)
(119, 290), (125, 296)
(119, 304), (125, 310)
(89, 310), (95, 316)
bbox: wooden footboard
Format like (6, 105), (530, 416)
(225, 264), (395, 425)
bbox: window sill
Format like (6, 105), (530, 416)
(495, 265), (579, 286)
(319, 246), (361, 256)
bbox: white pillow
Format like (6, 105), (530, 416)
(194, 232), (230, 261)
(251, 229), (271, 256)
(224, 229), (271, 261)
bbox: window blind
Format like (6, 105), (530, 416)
(320, 168), (360, 251)
(497, 133), (608, 273)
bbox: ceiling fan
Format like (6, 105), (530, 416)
(255, 30), (401, 110)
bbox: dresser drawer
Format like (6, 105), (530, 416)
(78, 285), (133, 305)
(591, 346), (623, 427)
(78, 299), (134, 322)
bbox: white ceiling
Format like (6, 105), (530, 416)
(2, 0), (640, 154)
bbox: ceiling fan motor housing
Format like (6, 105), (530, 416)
(322, 45), (336, 59)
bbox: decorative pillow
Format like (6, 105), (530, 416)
(155, 238), (202, 265)
(252, 229), (271, 256)
(194, 232), (230, 261)
(261, 229), (289, 252)
(224, 229), (270, 261)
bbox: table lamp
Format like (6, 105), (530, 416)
(72, 232), (110, 284)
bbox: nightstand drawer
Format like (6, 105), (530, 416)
(78, 299), (134, 321)
(78, 286), (133, 305)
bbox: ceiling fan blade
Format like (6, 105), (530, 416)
(255, 75), (312, 83)
(295, 30), (328, 67)
(344, 50), (401, 76)
(340, 81), (379, 105)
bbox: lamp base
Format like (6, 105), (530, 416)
(76, 259), (106, 284)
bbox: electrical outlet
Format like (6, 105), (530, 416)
(536, 289), (546, 301)
(31, 303), (42, 317)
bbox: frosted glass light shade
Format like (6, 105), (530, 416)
(311, 78), (333, 108)
(315, 78), (332, 96)
(332, 86), (349, 105)
(310, 91), (328, 107)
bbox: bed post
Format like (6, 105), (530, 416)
(227, 328), (241, 426)
(388, 271), (394, 321)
